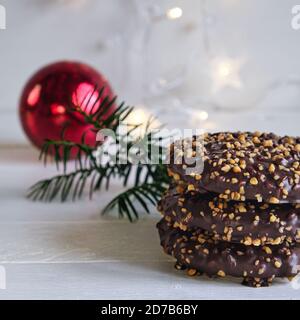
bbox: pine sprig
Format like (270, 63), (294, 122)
(39, 140), (96, 172)
(102, 181), (167, 222)
(28, 87), (170, 221)
(101, 163), (170, 221)
(27, 169), (94, 202)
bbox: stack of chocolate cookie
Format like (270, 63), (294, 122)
(157, 132), (300, 287)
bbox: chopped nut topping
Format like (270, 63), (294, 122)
(258, 267), (265, 275)
(255, 194), (263, 202)
(169, 132), (300, 240)
(250, 177), (258, 185)
(273, 237), (282, 245)
(263, 140), (273, 147)
(243, 237), (252, 245)
(233, 166), (242, 173)
(237, 204), (247, 213)
(295, 144), (300, 152)
(203, 248), (209, 255)
(187, 184), (195, 191)
(263, 246), (272, 254)
(173, 173), (181, 181)
(217, 270), (226, 277)
(268, 164), (275, 173)
(187, 269), (197, 276)
(253, 239), (261, 246)
(269, 197), (280, 204)
(228, 213), (235, 220)
(274, 260), (282, 268)
(221, 164), (231, 173)
(253, 136), (260, 144)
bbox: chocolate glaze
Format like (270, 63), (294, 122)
(157, 218), (300, 287)
(158, 187), (300, 245)
(168, 132), (300, 203)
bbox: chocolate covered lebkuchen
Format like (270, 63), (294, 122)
(157, 132), (300, 287)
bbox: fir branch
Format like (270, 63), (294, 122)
(27, 169), (94, 202)
(39, 140), (96, 173)
(27, 86), (171, 221)
(101, 180), (168, 222)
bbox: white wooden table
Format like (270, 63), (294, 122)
(1, 112), (300, 300)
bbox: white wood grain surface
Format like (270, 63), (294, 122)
(1, 143), (300, 300)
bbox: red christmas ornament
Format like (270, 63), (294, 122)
(19, 61), (115, 158)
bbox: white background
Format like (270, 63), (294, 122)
(1, 0), (300, 143)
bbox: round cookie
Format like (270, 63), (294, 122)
(157, 218), (300, 287)
(168, 132), (300, 204)
(158, 187), (300, 245)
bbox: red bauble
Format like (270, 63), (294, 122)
(19, 61), (115, 158)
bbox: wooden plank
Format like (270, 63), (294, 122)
(0, 220), (165, 263)
(0, 146), (156, 222)
(0, 262), (298, 300)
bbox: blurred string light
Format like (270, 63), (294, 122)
(184, 107), (214, 129)
(123, 106), (161, 138)
(166, 7), (183, 20)
(197, 1), (286, 111)
(197, 110), (209, 121)
(136, 2), (256, 121)
(211, 58), (244, 93)
(41, 0), (300, 129)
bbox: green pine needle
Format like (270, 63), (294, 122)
(101, 181), (168, 222)
(27, 87), (171, 221)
